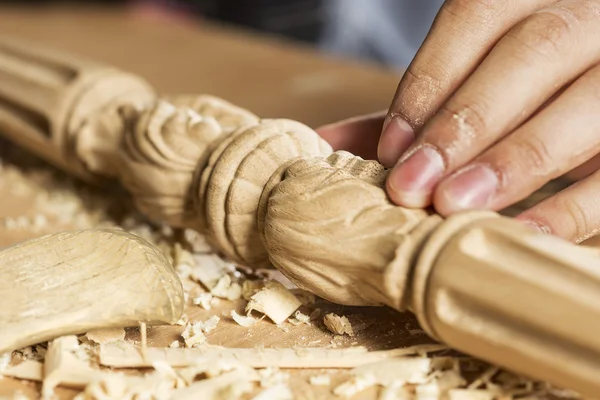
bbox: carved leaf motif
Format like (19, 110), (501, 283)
(263, 152), (432, 307)
(119, 100), (229, 229)
(163, 94), (259, 132)
(199, 119), (333, 266)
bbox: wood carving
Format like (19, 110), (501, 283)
(0, 36), (600, 397)
(0, 229), (184, 353)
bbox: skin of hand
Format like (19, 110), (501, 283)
(319, 0), (600, 243)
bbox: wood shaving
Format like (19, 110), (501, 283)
(1, 360), (43, 381)
(180, 316), (220, 347)
(352, 357), (431, 386)
(246, 281), (301, 325)
(42, 336), (103, 398)
(210, 275), (242, 300)
(308, 374), (331, 386)
(257, 367), (289, 388)
(379, 381), (412, 400)
(231, 310), (260, 327)
(169, 369), (253, 400)
(288, 310), (311, 326)
(448, 388), (496, 400)
(192, 292), (213, 310)
(99, 341), (422, 369)
(333, 374), (377, 398)
(416, 369), (467, 398)
(0, 353), (10, 372)
(84, 328), (126, 345)
(252, 383), (293, 400)
(323, 313), (354, 336)
(189, 254), (235, 290)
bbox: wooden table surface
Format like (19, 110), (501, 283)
(0, 5), (399, 128)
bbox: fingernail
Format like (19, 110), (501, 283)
(378, 117), (414, 167)
(387, 145), (445, 207)
(521, 220), (551, 234)
(439, 164), (499, 211)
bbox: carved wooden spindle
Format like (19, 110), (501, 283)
(1, 36), (600, 397)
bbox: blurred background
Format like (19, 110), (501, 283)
(0, 0), (444, 70)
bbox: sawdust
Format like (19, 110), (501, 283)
(0, 152), (580, 400)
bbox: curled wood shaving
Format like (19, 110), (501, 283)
(323, 313), (354, 336)
(246, 281), (301, 325)
(288, 310), (311, 326)
(231, 310), (259, 327)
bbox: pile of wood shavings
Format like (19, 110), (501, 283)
(0, 154), (582, 400)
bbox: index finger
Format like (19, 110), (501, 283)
(378, 0), (551, 167)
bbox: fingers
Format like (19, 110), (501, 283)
(433, 62), (600, 215)
(387, 0), (600, 208)
(379, 0), (551, 167)
(315, 111), (385, 160)
(516, 170), (600, 243)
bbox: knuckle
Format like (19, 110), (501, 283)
(506, 9), (577, 61)
(438, 101), (489, 145)
(512, 135), (555, 176)
(395, 67), (446, 126)
(557, 197), (591, 240)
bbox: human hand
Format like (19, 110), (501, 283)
(379, 0), (600, 242)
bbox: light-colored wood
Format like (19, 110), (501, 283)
(0, 229), (184, 354)
(0, 30), (596, 398)
(0, 7), (592, 398)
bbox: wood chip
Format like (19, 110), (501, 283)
(231, 310), (259, 327)
(1, 360), (43, 381)
(42, 336), (103, 398)
(448, 389), (496, 400)
(352, 358), (432, 386)
(99, 342), (426, 369)
(308, 374), (331, 386)
(85, 328), (126, 345)
(252, 383), (293, 400)
(210, 275), (242, 300)
(246, 281), (301, 324)
(323, 313), (354, 336)
(169, 369), (253, 400)
(192, 293), (213, 310)
(333, 374), (377, 398)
